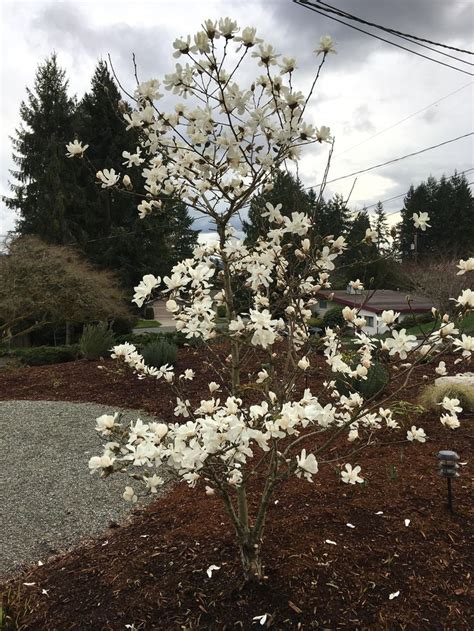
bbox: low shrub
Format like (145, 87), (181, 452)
(110, 316), (137, 335)
(307, 317), (323, 328)
(322, 306), (344, 329)
(420, 382), (474, 413)
(142, 338), (178, 368)
(336, 360), (390, 401)
(79, 323), (116, 360)
(143, 306), (155, 320)
(216, 304), (228, 318)
(7, 345), (79, 366)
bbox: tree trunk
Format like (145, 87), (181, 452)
(240, 540), (264, 583)
(65, 321), (71, 345)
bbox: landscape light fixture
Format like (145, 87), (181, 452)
(437, 450), (460, 514)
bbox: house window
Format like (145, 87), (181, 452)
(319, 299), (327, 309)
(365, 315), (375, 328)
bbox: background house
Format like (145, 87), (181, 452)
(315, 288), (432, 335)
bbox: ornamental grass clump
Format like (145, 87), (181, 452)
(69, 19), (474, 583)
(420, 383), (474, 413)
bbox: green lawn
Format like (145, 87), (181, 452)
(406, 312), (474, 336)
(135, 319), (161, 329)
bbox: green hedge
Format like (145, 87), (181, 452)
(6, 344), (79, 366)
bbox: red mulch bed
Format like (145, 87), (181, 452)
(1, 351), (473, 630)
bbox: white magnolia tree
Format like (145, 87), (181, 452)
(68, 19), (474, 582)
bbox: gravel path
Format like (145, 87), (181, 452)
(0, 400), (168, 577)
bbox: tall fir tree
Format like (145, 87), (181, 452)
(397, 172), (473, 261)
(313, 193), (351, 239)
(243, 170), (312, 244)
(373, 201), (389, 253)
(5, 54), (78, 243)
(73, 60), (198, 288)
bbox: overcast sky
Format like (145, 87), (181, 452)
(1, 0), (473, 240)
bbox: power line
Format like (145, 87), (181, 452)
(293, 0), (474, 77)
(334, 81), (474, 158)
(312, 0), (474, 56)
(307, 132), (474, 189)
(354, 168), (474, 213)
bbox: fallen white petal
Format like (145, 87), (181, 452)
(375, 511), (384, 515)
(206, 564), (221, 578)
(253, 613), (268, 625)
(389, 591), (400, 600)
(23, 582), (35, 586)
(346, 523), (355, 529)
(37, 560), (44, 566)
(41, 589), (49, 596)
(325, 539), (337, 545)
(404, 519), (410, 527)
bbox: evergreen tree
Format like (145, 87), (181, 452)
(314, 193), (350, 239)
(243, 170), (311, 244)
(397, 172), (473, 261)
(5, 54), (78, 243)
(72, 61), (198, 289)
(373, 201), (389, 253)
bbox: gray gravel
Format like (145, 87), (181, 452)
(0, 400), (169, 577)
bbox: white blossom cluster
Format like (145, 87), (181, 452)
(76, 21), (335, 221)
(80, 22), (472, 579)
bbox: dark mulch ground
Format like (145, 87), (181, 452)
(1, 350), (473, 630)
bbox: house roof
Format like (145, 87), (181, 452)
(317, 289), (433, 314)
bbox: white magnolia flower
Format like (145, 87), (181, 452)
(349, 279), (364, 291)
(407, 426), (427, 443)
(95, 413), (118, 435)
(452, 334), (474, 357)
(297, 356), (310, 370)
(412, 212), (431, 231)
(256, 368), (269, 383)
(132, 274), (161, 307)
(296, 449), (318, 482)
(88, 454), (115, 473)
(145, 474), (164, 493)
(123, 486), (137, 503)
(384, 329), (418, 359)
(65, 139), (88, 158)
(205, 485), (215, 496)
(341, 463), (364, 484)
(96, 168), (120, 188)
(379, 310), (400, 326)
(365, 228), (378, 243)
(315, 35), (336, 55)
(315, 126), (332, 143)
(435, 361), (447, 376)
(440, 397), (462, 415)
(440, 414), (460, 430)
(208, 382), (220, 393)
(342, 306), (358, 322)
(454, 288), (474, 309)
(456, 257), (474, 275)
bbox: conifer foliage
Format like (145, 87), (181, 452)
(397, 172), (473, 261)
(5, 56), (198, 290)
(5, 54), (78, 244)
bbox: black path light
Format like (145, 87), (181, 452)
(437, 450), (460, 514)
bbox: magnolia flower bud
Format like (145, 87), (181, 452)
(166, 299), (179, 313)
(123, 174), (132, 189)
